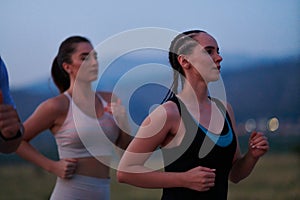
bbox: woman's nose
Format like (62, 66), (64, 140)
(215, 53), (223, 63)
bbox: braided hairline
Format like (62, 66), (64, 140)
(171, 32), (201, 55)
(168, 30), (206, 94)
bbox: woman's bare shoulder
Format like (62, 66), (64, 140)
(36, 93), (69, 114)
(159, 100), (181, 121)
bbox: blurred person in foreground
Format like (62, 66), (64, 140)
(16, 36), (131, 199)
(117, 30), (269, 200)
(0, 56), (23, 153)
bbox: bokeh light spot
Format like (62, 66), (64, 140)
(245, 118), (256, 133)
(267, 117), (279, 132)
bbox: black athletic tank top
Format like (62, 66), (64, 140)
(161, 95), (237, 200)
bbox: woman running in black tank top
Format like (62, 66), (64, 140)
(161, 94), (236, 199)
(117, 30), (269, 200)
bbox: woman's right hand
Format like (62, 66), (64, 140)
(0, 91), (22, 139)
(183, 166), (216, 191)
(51, 158), (78, 179)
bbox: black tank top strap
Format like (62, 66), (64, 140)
(209, 96), (235, 130)
(165, 92), (182, 116)
(165, 95), (233, 129)
(209, 96), (226, 117)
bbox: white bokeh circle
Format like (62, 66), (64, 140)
(71, 27), (228, 172)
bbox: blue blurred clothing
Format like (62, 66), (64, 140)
(0, 56), (15, 107)
(0, 56), (22, 154)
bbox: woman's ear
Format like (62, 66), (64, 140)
(177, 55), (191, 69)
(62, 62), (71, 74)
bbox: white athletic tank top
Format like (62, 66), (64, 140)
(54, 92), (119, 159)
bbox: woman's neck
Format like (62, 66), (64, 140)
(179, 80), (209, 105)
(68, 80), (94, 99)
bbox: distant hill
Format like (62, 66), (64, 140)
(12, 55), (299, 121)
(4, 54), (299, 158)
(222, 56), (300, 122)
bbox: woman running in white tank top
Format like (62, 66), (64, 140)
(16, 36), (132, 200)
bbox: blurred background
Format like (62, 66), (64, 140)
(0, 0), (299, 199)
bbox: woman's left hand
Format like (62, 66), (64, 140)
(105, 99), (129, 132)
(248, 132), (269, 158)
(105, 99), (126, 117)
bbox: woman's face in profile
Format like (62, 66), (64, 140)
(186, 33), (222, 83)
(71, 42), (99, 83)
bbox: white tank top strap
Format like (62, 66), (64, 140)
(63, 91), (72, 101)
(63, 91), (107, 106)
(96, 92), (108, 107)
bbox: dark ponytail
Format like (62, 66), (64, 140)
(51, 36), (91, 93)
(51, 56), (70, 93)
(162, 30), (206, 102)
